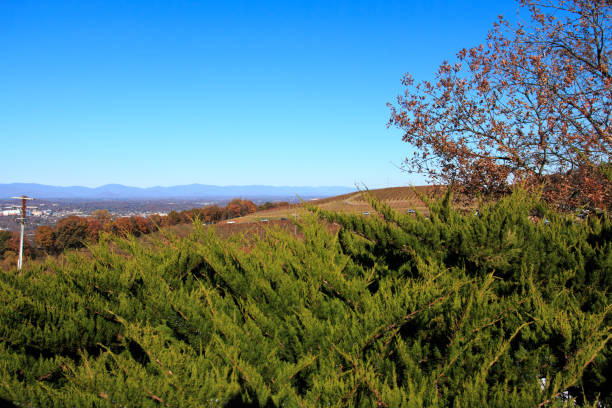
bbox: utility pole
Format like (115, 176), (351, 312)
(11, 196), (34, 270)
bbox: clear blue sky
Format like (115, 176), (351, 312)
(0, 0), (519, 188)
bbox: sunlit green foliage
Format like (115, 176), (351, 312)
(0, 190), (610, 407)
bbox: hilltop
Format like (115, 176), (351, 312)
(228, 186), (457, 224)
(146, 186), (463, 240)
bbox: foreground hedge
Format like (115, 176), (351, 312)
(0, 191), (610, 407)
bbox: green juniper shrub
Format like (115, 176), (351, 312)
(0, 190), (610, 407)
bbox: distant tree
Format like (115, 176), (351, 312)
(3, 232), (32, 260)
(180, 209), (193, 221)
(0, 230), (21, 268)
(54, 216), (89, 250)
(257, 201), (290, 211)
(0, 250), (17, 270)
(35, 226), (56, 254)
(225, 202), (242, 219)
(241, 199), (257, 215)
(148, 214), (164, 228)
(0, 230), (12, 256)
(258, 202), (274, 211)
(226, 199), (257, 219)
(202, 205), (224, 223)
(92, 209), (113, 224)
(112, 217), (136, 237)
(389, 0), (611, 209)
(184, 208), (208, 223)
(133, 216), (154, 235)
(167, 210), (182, 226)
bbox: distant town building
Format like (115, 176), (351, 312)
(0, 209), (20, 216)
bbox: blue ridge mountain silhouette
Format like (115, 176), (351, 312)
(0, 183), (354, 199)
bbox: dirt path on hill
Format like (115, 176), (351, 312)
(343, 192), (363, 205)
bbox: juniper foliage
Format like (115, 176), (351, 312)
(0, 190), (610, 407)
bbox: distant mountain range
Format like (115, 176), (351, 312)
(0, 183), (355, 200)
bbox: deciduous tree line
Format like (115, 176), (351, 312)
(0, 199), (257, 265)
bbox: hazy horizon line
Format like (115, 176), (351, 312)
(1, 182), (357, 189)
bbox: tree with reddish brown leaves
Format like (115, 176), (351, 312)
(225, 201), (242, 219)
(241, 199), (257, 215)
(148, 214), (164, 228)
(0, 230), (14, 257)
(112, 217), (136, 238)
(133, 216), (154, 235)
(225, 199), (257, 218)
(86, 218), (103, 242)
(202, 205), (224, 223)
(166, 210), (183, 226)
(54, 216), (90, 250)
(389, 0), (611, 210)
(0, 231), (23, 270)
(35, 226), (56, 254)
(92, 209), (113, 224)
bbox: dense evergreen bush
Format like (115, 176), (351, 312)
(0, 190), (610, 407)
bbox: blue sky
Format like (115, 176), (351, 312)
(0, 0), (519, 188)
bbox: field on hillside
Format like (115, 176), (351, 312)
(146, 186), (475, 242)
(236, 186), (452, 223)
(135, 187), (441, 241)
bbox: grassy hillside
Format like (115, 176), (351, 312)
(0, 190), (610, 407)
(235, 186), (450, 224)
(136, 186), (441, 241)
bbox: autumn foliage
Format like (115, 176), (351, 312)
(257, 201), (290, 211)
(0, 230), (33, 270)
(32, 198), (257, 255)
(389, 0), (611, 210)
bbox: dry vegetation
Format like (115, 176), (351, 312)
(236, 186), (455, 223)
(151, 186), (478, 242)
(22, 186), (476, 265)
